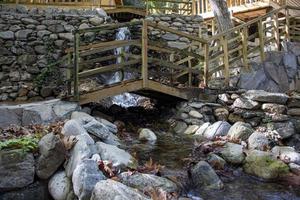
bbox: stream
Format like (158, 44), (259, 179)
(95, 103), (300, 200)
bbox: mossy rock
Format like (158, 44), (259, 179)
(244, 150), (289, 180)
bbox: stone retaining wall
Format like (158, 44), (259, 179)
(0, 5), (114, 102)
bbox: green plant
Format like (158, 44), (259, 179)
(0, 136), (39, 153)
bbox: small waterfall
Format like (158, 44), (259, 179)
(108, 27), (144, 107)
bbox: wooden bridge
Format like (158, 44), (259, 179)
(45, 4), (300, 105)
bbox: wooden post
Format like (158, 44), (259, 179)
(192, 0), (196, 15)
(241, 26), (249, 70)
(203, 43), (209, 87)
(188, 47), (192, 87)
(211, 19), (215, 35)
(258, 19), (265, 62)
(221, 36), (230, 86)
(73, 32), (80, 101)
(145, 0), (149, 16)
(67, 52), (72, 96)
(285, 8), (290, 41)
(142, 20), (148, 88)
(170, 53), (174, 86)
(274, 12), (280, 51)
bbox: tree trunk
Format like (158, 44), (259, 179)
(208, 0), (234, 34)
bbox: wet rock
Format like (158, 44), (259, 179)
(48, 171), (71, 200)
(248, 132), (270, 151)
(72, 159), (106, 200)
(62, 119), (87, 136)
(64, 134), (95, 177)
(220, 142), (245, 164)
(203, 121), (231, 139)
(227, 122), (254, 141)
(268, 122), (295, 139)
(173, 121), (188, 134)
(233, 98), (260, 110)
(262, 103), (287, 114)
(271, 146), (300, 164)
(214, 107), (229, 121)
(36, 133), (66, 179)
(138, 128), (157, 141)
(243, 90), (289, 104)
(96, 142), (137, 169)
(194, 122), (210, 136)
(0, 150), (34, 191)
(184, 125), (200, 135)
(188, 110), (203, 119)
(244, 150), (289, 179)
(207, 153), (226, 170)
(91, 179), (149, 200)
(190, 161), (223, 190)
(119, 172), (178, 193)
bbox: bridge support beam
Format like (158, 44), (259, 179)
(142, 20), (149, 88)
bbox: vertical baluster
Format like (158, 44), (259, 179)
(274, 12), (280, 50)
(142, 20), (148, 88)
(203, 43), (209, 87)
(73, 32), (80, 101)
(241, 26), (249, 70)
(285, 8), (290, 41)
(221, 36), (230, 86)
(258, 19), (265, 61)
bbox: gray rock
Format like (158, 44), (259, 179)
(227, 122), (254, 141)
(233, 98), (260, 110)
(262, 103), (287, 114)
(0, 107), (22, 128)
(96, 118), (118, 134)
(184, 125), (200, 135)
(48, 24), (65, 33)
(91, 179), (149, 200)
(89, 17), (104, 26)
(167, 41), (189, 49)
(52, 101), (79, 119)
(21, 18), (39, 24)
(238, 67), (267, 90)
(0, 31), (14, 40)
(194, 122), (210, 136)
(214, 107), (229, 121)
(288, 108), (300, 116)
(62, 119), (87, 136)
(72, 159), (106, 200)
(138, 128), (157, 141)
(173, 121), (188, 134)
(271, 146), (300, 164)
(96, 142), (137, 169)
(248, 132), (269, 151)
(83, 119), (111, 140)
(15, 29), (33, 40)
(243, 90), (289, 104)
(289, 163), (300, 175)
(58, 33), (73, 41)
(119, 172), (178, 193)
(162, 33), (179, 41)
(37, 30), (51, 38)
(207, 153), (226, 169)
(190, 161), (223, 190)
(0, 150), (35, 191)
(188, 110), (203, 119)
(36, 133), (66, 179)
(283, 53), (298, 80)
(48, 171), (71, 200)
(64, 134), (95, 177)
(203, 121), (231, 139)
(268, 122), (295, 139)
(220, 142), (245, 164)
(102, 132), (121, 146)
(244, 150), (289, 179)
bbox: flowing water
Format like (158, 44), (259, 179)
(121, 126), (300, 200)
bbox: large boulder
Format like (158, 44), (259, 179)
(243, 90), (289, 104)
(271, 146), (300, 164)
(83, 119), (111, 140)
(0, 150), (35, 191)
(138, 128), (157, 141)
(119, 172), (178, 193)
(248, 132), (270, 151)
(48, 171), (72, 200)
(203, 121), (231, 139)
(72, 159), (106, 200)
(227, 122), (254, 141)
(220, 142), (245, 164)
(96, 142), (137, 169)
(64, 134), (95, 177)
(91, 179), (149, 200)
(36, 133), (66, 179)
(243, 150), (289, 179)
(190, 161), (223, 190)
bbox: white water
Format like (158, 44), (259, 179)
(109, 27), (144, 107)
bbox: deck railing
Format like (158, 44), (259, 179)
(63, 5), (300, 101)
